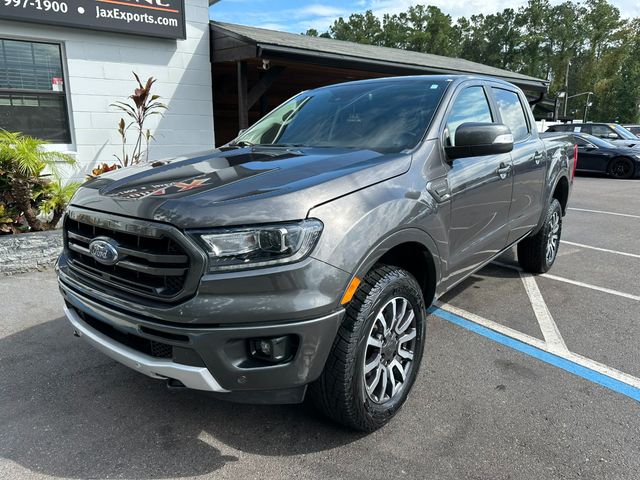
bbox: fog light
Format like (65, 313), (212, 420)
(249, 335), (296, 363)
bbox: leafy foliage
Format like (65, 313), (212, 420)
(307, 0), (640, 122)
(0, 130), (78, 233)
(111, 72), (167, 167)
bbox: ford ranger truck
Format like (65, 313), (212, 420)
(57, 75), (574, 431)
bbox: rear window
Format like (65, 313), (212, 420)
(547, 125), (570, 132)
(492, 88), (529, 141)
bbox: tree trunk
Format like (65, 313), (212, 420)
(47, 208), (64, 230)
(13, 178), (44, 231)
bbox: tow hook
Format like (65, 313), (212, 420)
(166, 378), (187, 390)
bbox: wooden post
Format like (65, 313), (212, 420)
(237, 61), (248, 130)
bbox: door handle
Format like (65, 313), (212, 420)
(496, 163), (512, 179)
(533, 151), (544, 165)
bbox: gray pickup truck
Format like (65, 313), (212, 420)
(57, 75), (574, 431)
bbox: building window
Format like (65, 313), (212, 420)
(0, 39), (71, 143)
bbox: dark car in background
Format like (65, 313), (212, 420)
(554, 132), (640, 179)
(624, 125), (640, 138)
(546, 123), (640, 149)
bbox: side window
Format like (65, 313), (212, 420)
(590, 125), (617, 139)
(0, 38), (71, 143)
(445, 86), (493, 146)
(574, 137), (589, 146)
(492, 88), (529, 142)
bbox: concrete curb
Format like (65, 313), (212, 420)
(0, 230), (63, 276)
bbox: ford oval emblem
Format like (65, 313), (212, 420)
(88, 238), (119, 265)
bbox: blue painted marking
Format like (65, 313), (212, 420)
(428, 306), (640, 402)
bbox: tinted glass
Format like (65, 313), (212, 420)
(589, 125), (615, 138)
(0, 39), (64, 91)
(0, 38), (70, 143)
(236, 79), (448, 153)
(612, 125), (637, 140)
(445, 86), (493, 146)
(577, 133), (615, 148)
(493, 88), (529, 141)
(0, 94), (70, 143)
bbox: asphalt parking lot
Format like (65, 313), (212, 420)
(1, 174), (639, 480)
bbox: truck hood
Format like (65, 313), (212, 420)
(71, 146), (411, 228)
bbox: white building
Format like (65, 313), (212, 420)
(0, 0), (217, 180)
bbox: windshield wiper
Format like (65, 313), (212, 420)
(229, 140), (255, 147)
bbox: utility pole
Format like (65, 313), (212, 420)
(583, 92), (593, 122)
(563, 57), (571, 118)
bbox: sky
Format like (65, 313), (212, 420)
(209, 0), (640, 33)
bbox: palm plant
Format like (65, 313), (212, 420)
(0, 130), (76, 231)
(39, 176), (82, 229)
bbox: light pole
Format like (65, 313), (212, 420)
(556, 91), (566, 121)
(565, 91), (594, 121)
(563, 58), (571, 117)
(583, 92), (593, 122)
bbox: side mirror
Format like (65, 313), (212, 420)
(445, 123), (514, 160)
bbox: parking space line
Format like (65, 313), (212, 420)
(561, 240), (640, 259)
(430, 303), (640, 402)
(568, 207), (640, 219)
(492, 261), (640, 302)
(540, 274), (640, 301)
(519, 272), (569, 354)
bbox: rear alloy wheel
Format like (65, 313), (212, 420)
(517, 198), (563, 274)
(608, 157), (634, 179)
(311, 265), (426, 432)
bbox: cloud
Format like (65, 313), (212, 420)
(295, 4), (345, 17)
(211, 0), (640, 35)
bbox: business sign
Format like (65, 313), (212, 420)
(0, 0), (186, 39)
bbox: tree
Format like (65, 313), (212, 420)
(318, 1), (639, 122)
(330, 11), (382, 44)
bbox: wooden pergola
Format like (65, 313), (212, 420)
(210, 22), (549, 146)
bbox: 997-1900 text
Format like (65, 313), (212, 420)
(4, 0), (68, 12)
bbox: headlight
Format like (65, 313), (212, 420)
(190, 219), (323, 272)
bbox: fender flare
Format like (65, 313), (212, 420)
(532, 171), (570, 235)
(350, 227), (442, 292)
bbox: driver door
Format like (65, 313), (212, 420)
(442, 84), (514, 288)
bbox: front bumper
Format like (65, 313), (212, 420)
(60, 280), (344, 403)
(64, 304), (228, 392)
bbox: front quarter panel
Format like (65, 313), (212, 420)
(308, 149), (446, 292)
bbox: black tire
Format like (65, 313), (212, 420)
(311, 265), (427, 432)
(607, 157), (634, 179)
(517, 199), (562, 274)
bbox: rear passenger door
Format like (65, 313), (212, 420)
(442, 84), (514, 287)
(490, 86), (546, 244)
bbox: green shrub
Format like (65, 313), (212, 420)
(0, 130), (79, 233)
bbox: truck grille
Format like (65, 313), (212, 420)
(64, 208), (200, 303)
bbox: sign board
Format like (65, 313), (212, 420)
(0, 0), (186, 39)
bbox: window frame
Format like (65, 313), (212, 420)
(439, 82), (496, 148)
(489, 86), (532, 144)
(0, 35), (74, 147)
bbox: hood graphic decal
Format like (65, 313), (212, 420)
(106, 165), (277, 200)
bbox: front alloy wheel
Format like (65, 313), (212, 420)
(364, 297), (417, 404)
(311, 265), (426, 431)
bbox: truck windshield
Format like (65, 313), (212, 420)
(612, 125), (638, 140)
(233, 79), (449, 153)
